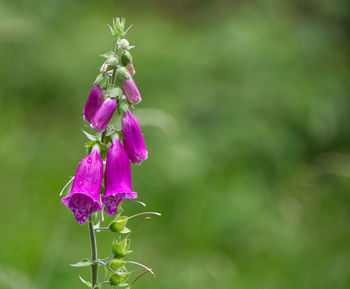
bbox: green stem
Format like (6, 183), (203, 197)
(88, 216), (98, 287)
(101, 130), (106, 143)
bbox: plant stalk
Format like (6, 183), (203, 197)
(88, 215), (98, 287)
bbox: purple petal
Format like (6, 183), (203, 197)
(62, 193), (102, 224)
(103, 192), (137, 215)
(91, 97), (117, 131)
(122, 110), (148, 164)
(84, 85), (105, 123)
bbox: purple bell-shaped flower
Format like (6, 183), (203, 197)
(122, 110), (148, 164)
(62, 145), (103, 224)
(84, 85), (105, 123)
(102, 135), (137, 215)
(91, 97), (117, 131)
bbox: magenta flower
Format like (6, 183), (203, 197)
(84, 85), (105, 123)
(121, 78), (141, 104)
(122, 110), (148, 164)
(91, 97), (117, 131)
(62, 146), (103, 224)
(102, 136), (137, 215)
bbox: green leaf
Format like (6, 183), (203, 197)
(79, 275), (92, 287)
(119, 227), (131, 234)
(100, 51), (116, 59)
(82, 130), (99, 141)
(119, 283), (129, 287)
(70, 258), (92, 267)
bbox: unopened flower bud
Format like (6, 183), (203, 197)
(109, 216), (128, 232)
(109, 272), (129, 286)
(121, 51), (132, 66)
(110, 259), (126, 270)
(83, 85), (105, 123)
(105, 55), (118, 68)
(122, 110), (148, 164)
(109, 273), (122, 286)
(91, 97), (117, 131)
(118, 39), (129, 50)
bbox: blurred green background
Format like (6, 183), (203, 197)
(1, 0), (350, 288)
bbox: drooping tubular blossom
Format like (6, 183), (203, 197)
(122, 110), (148, 164)
(102, 135), (137, 215)
(83, 85), (105, 123)
(122, 78), (141, 104)
(117, 67), (141, 104)
(91, 97), (117, 131)
(61, 145), (103, 224)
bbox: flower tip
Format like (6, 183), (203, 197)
(90, 122), (102, 132)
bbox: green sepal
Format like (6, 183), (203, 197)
(94, 73), (103, 86)
(82, 129), (100, 141)
(99, 74), (111, 90)
(117, 99), (130, 115)
(85, 141), (109, 160)
(78, 275), (92, 288)
(70, 258), (92, 267)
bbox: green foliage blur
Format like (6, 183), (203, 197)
(0, 0), (350, 288)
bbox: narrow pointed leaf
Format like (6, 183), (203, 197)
(79, 275), (92, 287)
(71, 258), (92, 267)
